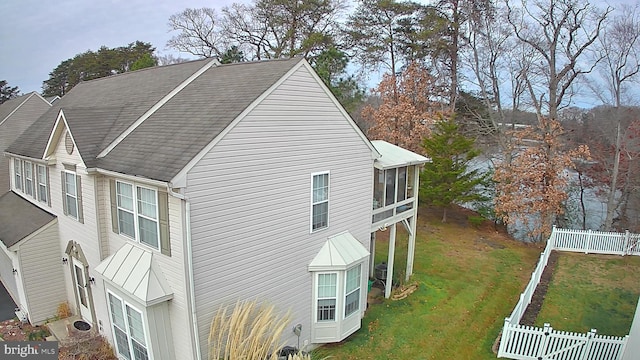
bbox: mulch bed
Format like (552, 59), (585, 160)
(519, 250), (559, 326)
(0, 318), (47, 341)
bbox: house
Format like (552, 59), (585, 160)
(0, 92), (52, 193)
(1, 58), (427, 359)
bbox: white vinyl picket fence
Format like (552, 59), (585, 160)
(500, 323), (628, 360)
(498, 227), (639, 360)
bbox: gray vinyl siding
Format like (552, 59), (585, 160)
(186, 65), (373, 354)
(18, 222), (67, 325)
(0, 94), (51, 194)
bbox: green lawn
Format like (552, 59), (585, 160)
(534, 252), (640, 336)
(315, 207), (541, 360)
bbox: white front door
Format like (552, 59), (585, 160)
(72, 258), (92, 322)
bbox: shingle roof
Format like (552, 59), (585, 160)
(7, 58), (303, 182)
(7, 59), (211, 160)
(0, 93), (34, 124)
(0, 191), (56, 248)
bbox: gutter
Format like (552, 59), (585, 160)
(169, 187), (202, 360)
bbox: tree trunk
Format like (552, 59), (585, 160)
(442, 207), (448, 223)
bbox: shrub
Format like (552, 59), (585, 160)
(56, 302), (72, 319)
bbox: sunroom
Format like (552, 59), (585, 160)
(370, 140), (429, 298)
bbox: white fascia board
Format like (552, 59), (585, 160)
(42, 109), (66, 159)
(97, 59), (219, 158)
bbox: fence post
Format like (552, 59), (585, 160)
(586, 230), (592, 254)
(550, 225), (556, 249)
(623, 230), (630, 256)
(497, 318), (510, 357)
(536, 323), (552, 359)
(579, 329), (597, 360)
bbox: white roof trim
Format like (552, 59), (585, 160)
(308, 231), (369, 271)
(94, 243), (173, 307)
(97, 58), (219, 158)
(371, 140), (430, 170)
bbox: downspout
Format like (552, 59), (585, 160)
(169, 187), (202, 360)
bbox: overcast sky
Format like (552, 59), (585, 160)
(0, 0), (238, 94)
(0, 0), (630, 99)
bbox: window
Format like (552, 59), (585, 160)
(108, 293), (149, 360)
(311, 173), (329, 231)
(14, 159), (22, 191)
(116, 181), (159, 250)
(317, 273), (337, 321)
(385, 168), (396, 206)
(61, 168), (83, 222)
(37, 165), (48, 204)
(64, 172), (78, 219)
(344, 265), (361, 317)
(24, 161), (33, 197)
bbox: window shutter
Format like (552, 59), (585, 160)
(61, 171), (68, 215)
(46, 166), (51, 206)
(76, 175), (84, 224)
(158, 190), (171, 256)
(109, 179), (118, 233)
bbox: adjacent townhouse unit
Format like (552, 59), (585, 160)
(0, 58), (427, 360)
(0, 92), (52, 193)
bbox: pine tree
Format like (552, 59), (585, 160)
(420, 117), (489, 222)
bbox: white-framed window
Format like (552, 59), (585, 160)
(108, 292), (150, 360)
(14, 159), (22, 191)
(24, 161), (33, 197)
(344, 265), (362, 318)
(311, 172), (329, 232)
(64, 171), (78, 219)
(37, 164), (48, 204)
(116, 181), (159, 250)
(316, 273), (337, 322)
(61, 168), (83, 223)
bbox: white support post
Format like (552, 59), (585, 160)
(497, 318), (510, 357)
(369, 232), (376, 277)
(406, 217), (416, 281)
(385, 223), (397, 299)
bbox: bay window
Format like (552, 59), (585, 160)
(344, 265), (362, 317)
(108, 292), (149, 360)
(317, 273), (337, 322)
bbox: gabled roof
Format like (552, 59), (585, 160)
(308, 231), (370, 271)
(6, 58), (305, 182)
(0, 92), (50, 127)
(95, 243), (173, 306)
(0, 192), (56, 248)
(7, 59), (211, 162)
(371, 140), (430, 170)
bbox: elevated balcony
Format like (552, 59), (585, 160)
(369, 141), (429, 298)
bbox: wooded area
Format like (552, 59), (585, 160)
(3, 0), (638, 241)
